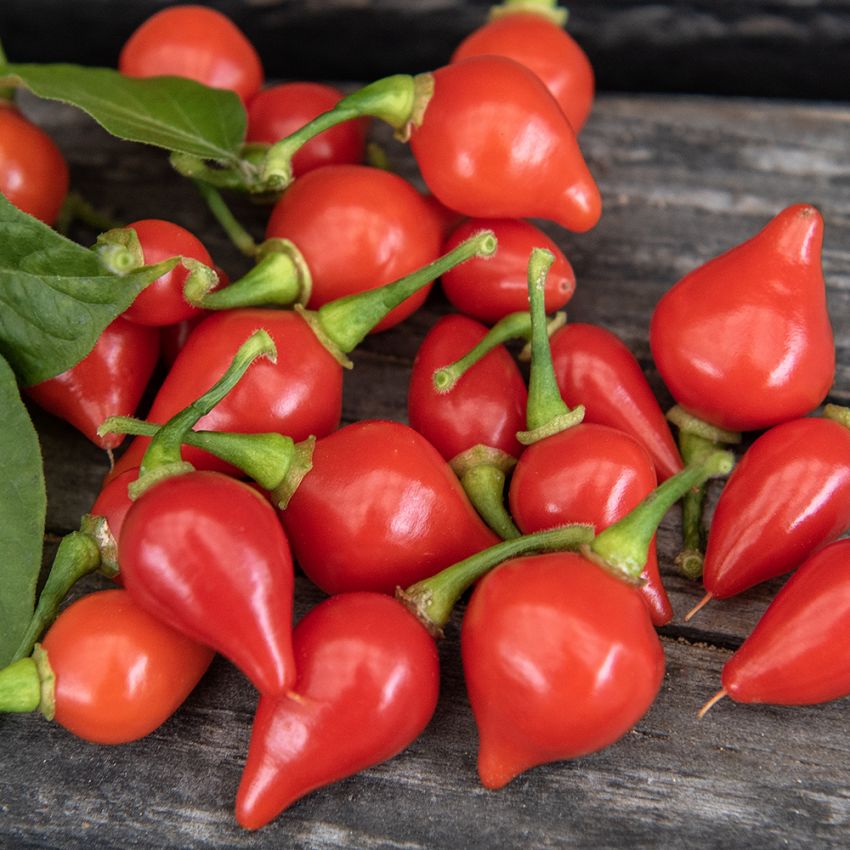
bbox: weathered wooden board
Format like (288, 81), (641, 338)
(2, 1), (850, 99)
(1, 89), (849, 848)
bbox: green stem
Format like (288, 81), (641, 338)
(262, 74), (426, 189)
(517, 248), (584, 444)
(666, 405), (741, 445)
(459, 465), (521, 540)
(433, 312), (532, 393)
(169, 151), (254, 192)
(191, 179), (258, 257)
(11, 532), (101, 662)
(490, 0), (568, 26)
(589, 449), (735, 581)
(131, 330), (276, 496)
(185, 242), (308, 310)
(397, 523), (595, 636)
(674, 430), (719, 580)
(314, 229), (498, 355)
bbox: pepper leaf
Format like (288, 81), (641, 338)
(0, 354), (46, 668)
(0, 63), (246, 162)
(0, 193), (178, 386)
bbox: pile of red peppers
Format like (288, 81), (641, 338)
(0, 0), (847, 831)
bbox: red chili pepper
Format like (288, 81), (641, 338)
(262, 56), (601, 232)
(690, 407), (850, 612)
(440, 218), (575, 324)
(700, 538), (850, 713)
(119, 470), (296, 696)
(451, 0), (594, 133)
(246, 82), (368, 177)
(409, 56), (600, 231)
(550, 322), (683, 481)
(277, 420), (501, 594)
(108, 230), (496, 479)
(119, 4), (264, 103)
(650, 204), (834, 433)
(462, 552), (665, 788)
(116, 219), (215, 327)
(408, 313), (527, 538)
(26, 316), (159, 450)
(0, 589), (213, 744)
(509, 423), (673, 626)
(264, 164), (443, 331)
(116, 331), (297, 696)
(235, 592), (440, 828)
(512, 248), (672, 623)
(0, 101), (69, 226)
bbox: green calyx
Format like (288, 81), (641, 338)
(184, 239), (309, 311)
(666, 405), (741, 445)
(95, 226), (145, 275)
(518, 248), (584, 443)
(490, 0), (569, 26)
(824, 404), (850, 430)
(0, 645), (54, 719)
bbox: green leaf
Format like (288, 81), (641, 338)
(0, 63), (246, 162)
(0, 193), (178, 386)
(0, 355), (46, 668)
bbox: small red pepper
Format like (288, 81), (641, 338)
(119, 4), (264, 104)
(450, 0), (594, 133)
(116, 331), (297, 696)
(440, 218), (575, 324)
(700, 538), (850, 713)
(235, 592), (440, 828)
(689, 406), (850, 614)
(0, 589), (213, 744)
(26, 316), (159, 450)
(408, 312), (528, 539)
(276, 420), (501, 594)
(650, 204), (834, 433)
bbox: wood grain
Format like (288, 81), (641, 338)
(2, 90), (849, 847)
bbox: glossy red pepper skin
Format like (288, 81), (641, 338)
(462, 552), (664, 789)
(407, 314), (527, 462)
(720, 539), (850, 705)
(509, 423), (673, 626)
(119, 4), (264, 103)
(246, 82), (368, 177)
(265, 164), (442, 331)
(550, 323), (683, 481)
(0, 103), (69, 225)
(650, 204), (834, 432)
(702, 416), (850, 599)
(451, 11), (594, 133)
(122, 219), (214, 327)
(281, 420), (501, 594)
(409, 56), (601, 233)
(440, 218), (575, 323)
(236, 592), (440, 828)
(118, 471), (296, 696)
(41, 589), (213, 744)
(109, 308), (342, 478)
(26, 317), (159, 450)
